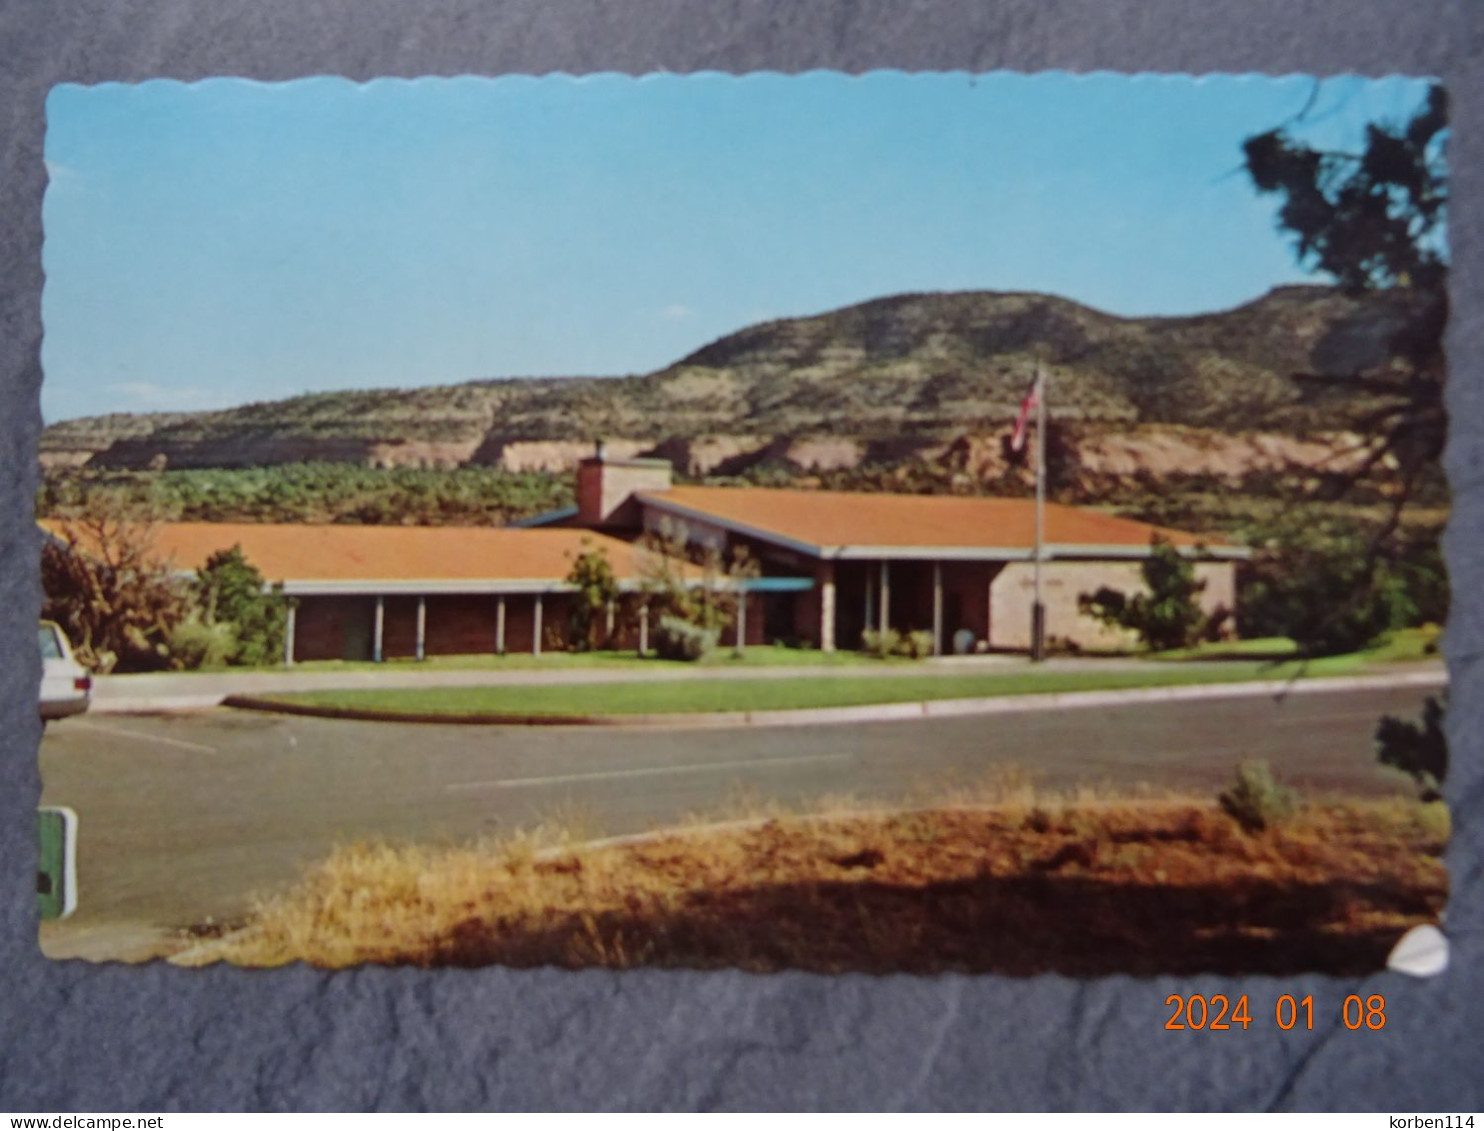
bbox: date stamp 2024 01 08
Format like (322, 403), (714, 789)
(1164, 993), (1390, 1032)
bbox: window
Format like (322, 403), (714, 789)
(38, 625), (63, 659)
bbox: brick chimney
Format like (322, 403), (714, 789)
(575, 442), (673, 528)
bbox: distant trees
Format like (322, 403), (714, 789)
(38, 464), (572, 528)
(1079, 536), (1219, 652)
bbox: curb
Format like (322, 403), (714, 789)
(220, 669), (1448, 731)
(92, 695), (228, 715)
(221, 694), (610, 727)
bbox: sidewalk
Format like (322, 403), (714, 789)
(89, 654), (1448, 714)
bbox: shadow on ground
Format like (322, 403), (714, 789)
(428, 865), (1442, 977)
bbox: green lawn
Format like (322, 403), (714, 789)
(238, 645), (892, 675)
(256, 655), (1420, 719)
(1150, 625), (1441, 666)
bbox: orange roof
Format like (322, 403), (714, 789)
(39, 521), (661, 591)
(639, 486), (1240, 559)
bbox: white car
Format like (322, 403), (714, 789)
(39, 621), (91, 722)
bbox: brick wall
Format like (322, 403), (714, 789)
(425, 595), (500, 655)
(292, 596), (375, 662)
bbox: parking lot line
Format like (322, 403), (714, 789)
(446, 751), (851, 791)
(68, 720), (218, 754)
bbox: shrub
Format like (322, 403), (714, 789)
(862, 627), (937, 659)
(903, 630), (936, 659)
(1217, 760), (1297, 834)
(168, 616), (237, 670)
(653, 615), (718, 662)
(861, 627), (901, 658)
(41, 501), (191, 673)
(195, 546), (290, 666)
(564, 540), (620, 651)
(637, 518), (756, 638)
(1079, 536), (1209, 652)
(1376, 694), (1448, 802)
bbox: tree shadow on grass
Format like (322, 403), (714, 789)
(424, 868), (1444, 977)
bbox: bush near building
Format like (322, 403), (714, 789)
(563, 540), (620, 651)
(1079, 535), (1219, 652)
(40, 504), (190, 672)
(193, 545), (291, 667)
(637, 518), (758, 660)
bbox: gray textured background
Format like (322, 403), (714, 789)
(2, 0), (1480, 1111)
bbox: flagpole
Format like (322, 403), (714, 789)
(1032, 362), (1046, 662)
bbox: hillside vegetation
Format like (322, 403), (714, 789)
(42, 285), (1427, 476)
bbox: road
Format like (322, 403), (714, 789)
(37, 683), (1434, 960)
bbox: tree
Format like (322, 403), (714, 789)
(563, 539), (620, 651)
(637, 517), (760, 640)
(40, 501), (190, 672)
(1243, 84), (1448, 510)
(1079, 536), (1215, 652)
(1240, 519), (1416, 657)
(195, 545), (290, 666)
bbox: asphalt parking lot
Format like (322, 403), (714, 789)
(36, 683), (1433, 960)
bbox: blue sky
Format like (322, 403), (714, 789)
(41, 71), (1437, 422)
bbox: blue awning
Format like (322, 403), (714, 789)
(742, 576), (815, 592)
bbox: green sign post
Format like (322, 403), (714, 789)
(36, 806), (78, 920)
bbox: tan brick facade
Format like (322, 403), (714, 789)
(988, 559), (1236, 652)
(575, 455), (674, 527)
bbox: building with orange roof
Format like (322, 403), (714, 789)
(544, 452), (1247, 655)
(38, 519), (695, 663)
(43, 451), (1246, 662)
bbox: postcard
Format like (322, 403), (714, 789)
(35, 72), (1449, 978)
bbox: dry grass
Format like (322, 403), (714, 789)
(190, 774), (1449, 976)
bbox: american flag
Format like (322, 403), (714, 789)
(1009, 370), (1042, 453)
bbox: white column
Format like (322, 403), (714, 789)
(1033, 362), (1047, 662)
(879, 560), (891, 633)
(415, 596), (427, 662)
(818, 561), (836, 653)
(605, 598), (616, 644)
(282, 603), (296, 667)
(987, 570), (996, 648)
(533, 593), (543, 656)
(734, 587), (747, 657)
(638, 603), (649, 657)
(932, 561), (943, 656)
(495, 595), (506, 655)
(864, 564), (875, 631)
(373, 596), (384, 663)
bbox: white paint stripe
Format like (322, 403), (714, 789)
(447, 751), (851, 792)
(69, 720), (217, 754)
(91, 695), (225, 714)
